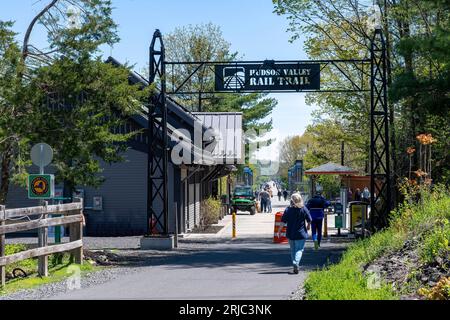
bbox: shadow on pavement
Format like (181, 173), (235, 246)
(103, 239), (346, 273)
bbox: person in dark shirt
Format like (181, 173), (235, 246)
(354, 188), (362, 201)
(259, 189), (270, 213)
(278, 193), (312, 274)
(306, 191), (331, 249)
(283, 190), (288, 201)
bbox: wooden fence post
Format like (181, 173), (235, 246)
(70, 198), (83, 264)
(0, 202), (85, 285)
(38, 201), (49, 277)
(0, 205), (5, 288)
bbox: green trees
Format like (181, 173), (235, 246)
(0, 21), (27, 203)
(273, 0), (450, 185)
(163, 23), (277, 174)
(163, 23), (276, 132)
(0, 0), (147, 204)
(277, 134), (310, 182)
(277, 120), (366, 196)
(389, 0), (450, 183)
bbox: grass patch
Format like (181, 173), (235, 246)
(5, 244), (37, 277)
(0, 262), (98, 296)
(303, 185), (450, 300)
(1, 247), (100, 296)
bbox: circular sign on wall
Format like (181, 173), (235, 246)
(31, 176), (49, 196)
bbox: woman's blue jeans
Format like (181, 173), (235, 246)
(289, 239), (306, 267)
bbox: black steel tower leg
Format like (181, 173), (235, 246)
(370, 28), (392, 231)
(148, 29), (169, 235)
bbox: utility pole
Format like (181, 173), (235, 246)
(341, 141), (345, 166)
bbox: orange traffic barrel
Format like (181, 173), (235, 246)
(273, 211), (288, 244)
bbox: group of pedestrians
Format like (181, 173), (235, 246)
(277, 191), (331, 274)
(258, 187), (272, 213)
(277, 189), (289, 201)
(258, 187), (291, 213)
(349, 186), (371, 203)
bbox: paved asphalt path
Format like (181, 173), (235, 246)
(49, 199), (347, 300)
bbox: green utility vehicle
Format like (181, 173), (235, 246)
(231, 185), (256, 215)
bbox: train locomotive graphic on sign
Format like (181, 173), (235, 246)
(223, 67), (246, 90)
(215, 62), (320, 92)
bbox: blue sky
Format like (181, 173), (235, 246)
(1, 0), (318, 157)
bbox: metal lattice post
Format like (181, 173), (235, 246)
(148, 30), (169, 235)
(370, 28), (392, 230)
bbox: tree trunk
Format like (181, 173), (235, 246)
(0, 145), (13, 205)
(396, 1), (419, 175)
(63, 180), (74, 204)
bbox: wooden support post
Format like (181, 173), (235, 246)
(0, 201), (84, 284)
(0, 205), (5, 288)
(38, 201), (49, 277)
(70, 198), (83, 264)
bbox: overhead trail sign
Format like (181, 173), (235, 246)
(215, 62), (320, 92)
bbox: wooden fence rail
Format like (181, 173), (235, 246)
(0, 199), (84, 287)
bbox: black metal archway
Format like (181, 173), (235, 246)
(147, 28), (391, 235)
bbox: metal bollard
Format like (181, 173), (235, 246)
(232, 211), (236, 239)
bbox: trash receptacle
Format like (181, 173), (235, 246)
(349, 201), (369, 233)
(334, 202), (344, 235)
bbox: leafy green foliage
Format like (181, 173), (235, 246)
(200, 197), (221, 228)
(273, 0), (450, 185)
(303, 120), (367, 172)
(4, 244), (36, 279)
(389, 0), (450, 184)
(0, 1), (150, 199)
(420, 223), (450, 264)
(0, 259), (97, 296)
(305, 262), (397, 300)
(0, 21), (30, 201)
(3, 244), (95, 288)
(162, 23), (277, 163)
(26, 56), (148, 189)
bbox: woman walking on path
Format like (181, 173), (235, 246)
(278, 193), (312, 274)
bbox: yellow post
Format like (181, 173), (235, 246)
(232, 211), (236, 239)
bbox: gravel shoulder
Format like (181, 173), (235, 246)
(3, 201), (352, 300)
(0, 239), (241, 300)
(2, 238), (349, 300)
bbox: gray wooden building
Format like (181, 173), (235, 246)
(3, 59), (243, 236)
